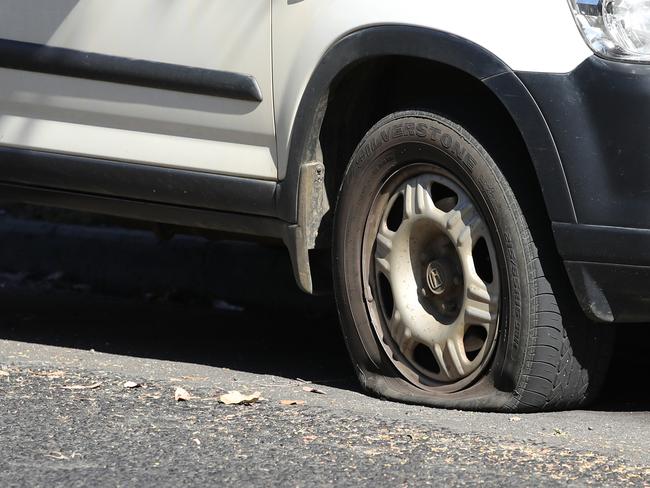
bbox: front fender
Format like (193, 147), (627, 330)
(275, 25), (578, 293)
(276, 26), (576, 225)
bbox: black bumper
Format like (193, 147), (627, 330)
(518, 57), (650, 323)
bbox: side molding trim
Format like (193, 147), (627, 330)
(0, 38), (263, 102)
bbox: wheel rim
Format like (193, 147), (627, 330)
(364, 165), (501, 391)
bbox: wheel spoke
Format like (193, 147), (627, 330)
(427, 339), (469, 381)
(375, 226), (394, 258)
(387, 310), (402, 335)
(447, 337), (470, 378)
(375, 257), (390, 279)
(457, 214), (485, 248)
(446, 202), (478, 239)
(432, 344), (452, 379)
(403, 178), (436, 219)
(388, 311), (416, 356)
(464, 276), (498, 326)
(447, 197), (487, 250)
(464, 304), (493, 325)
(374, 226), (394, 278)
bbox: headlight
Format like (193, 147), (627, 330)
(569, 0), (650, 62)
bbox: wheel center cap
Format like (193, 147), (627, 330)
(426, 260), (447, 295)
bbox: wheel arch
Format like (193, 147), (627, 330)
(277, 25), (576, 293)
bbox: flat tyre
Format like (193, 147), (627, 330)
(333, 111), (613, 411)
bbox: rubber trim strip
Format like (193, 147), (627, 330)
(0, 38), (263, 102)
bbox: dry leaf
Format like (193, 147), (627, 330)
(46, 451), (69, 460)
(302, 386), (326, 395)
(170, 376), (208, 383)
(219, 391), (261, 405)
(175, 387), (192, 401)
(0, 371), (9, 377)
(280, 400), (305, 406)
(32, 370), (65, 379)
(62, 382), (102, 390)
(123, 381), (141, 389)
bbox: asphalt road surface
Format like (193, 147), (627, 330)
(0, 217), (648, 487)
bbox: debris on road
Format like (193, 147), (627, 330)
(174, 387), (192, 402)
(0, 359), (646, 486)
(302, 386), (326, 395)
(62, 382), (102, 390)
(123, 381), (141, 389)
(0, 370), (9, 377)
(170, 375), (209, 382)
(509, 416), (522, 422)
(280, 400), (305, 406)
(45, 451), (78, 461)
(219, 391), (261, 405)
(31, 370), (65, 379)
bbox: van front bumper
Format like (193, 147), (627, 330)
(519, 56), (650, 322)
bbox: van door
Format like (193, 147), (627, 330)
(0, 0), (276, 180)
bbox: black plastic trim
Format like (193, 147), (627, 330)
(0, 182), (286, 240)
(483, 73), (577, 222)
(553, 222), (650, 266)
(0, 38), (263, 102)
(564, 261), (650, 323)
(277, 25), (576, 225)
(554, 222), (650, 322)
(518, 56), (650, 229)
(0, 147), (278, 217)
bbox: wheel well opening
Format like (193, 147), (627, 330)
(317, 56), (551, 245)
(306, 56), (558, 292)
